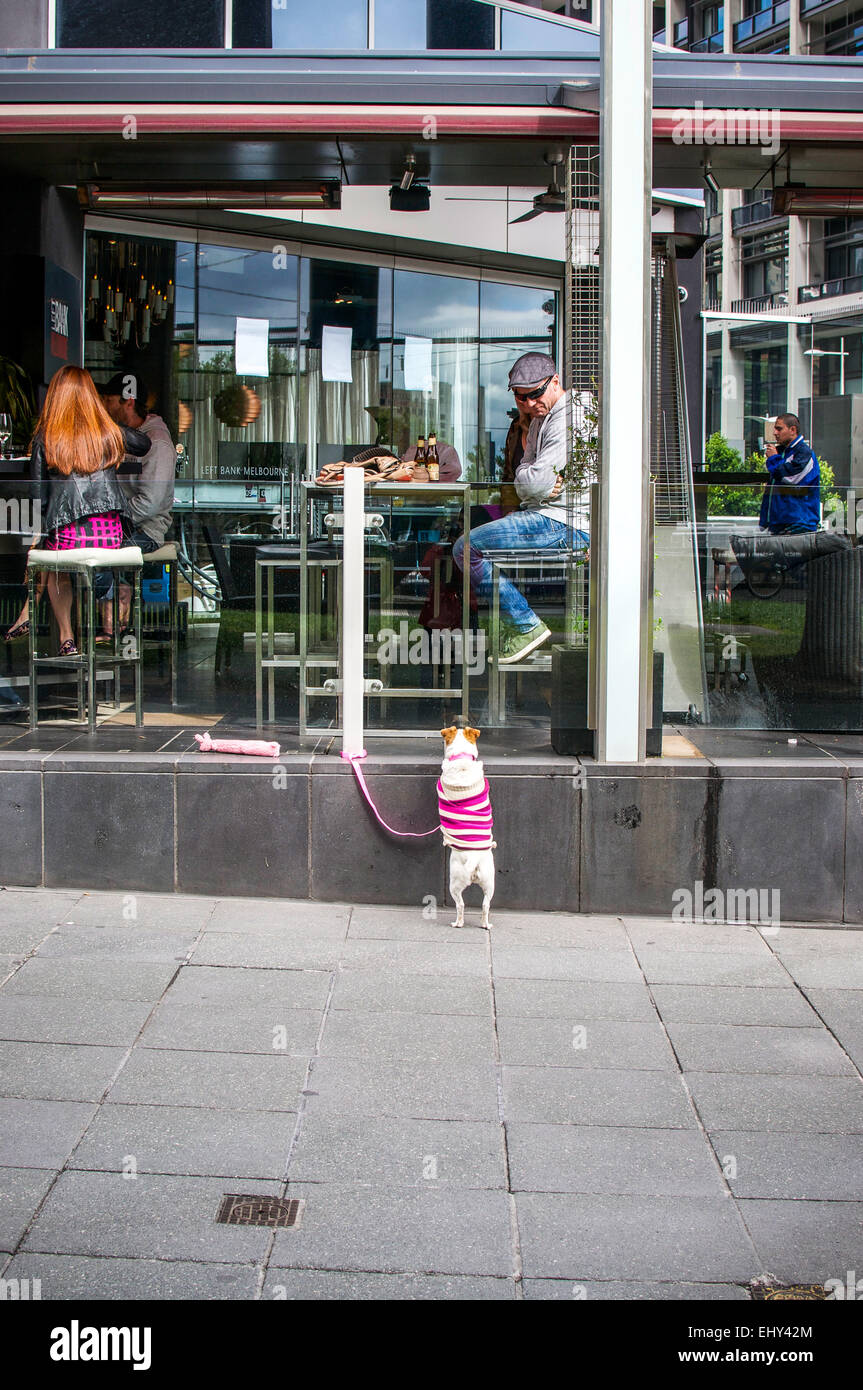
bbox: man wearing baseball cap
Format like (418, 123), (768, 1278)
(452, 352), (587, 664)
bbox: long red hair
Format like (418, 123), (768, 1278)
(34, 365), (125, 476)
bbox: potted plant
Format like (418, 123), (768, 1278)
(0, 356), (37, 453)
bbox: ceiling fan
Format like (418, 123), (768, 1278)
(509, 159), (566, 225)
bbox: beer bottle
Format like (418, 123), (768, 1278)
(415, 435), (427, 467)
(427, 431), (439, 482)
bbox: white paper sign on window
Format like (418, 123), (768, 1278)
(321, 324), (353, 383)
(235, 317), (270, 377)
(404, 335), (433, 392)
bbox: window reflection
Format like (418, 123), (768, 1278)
(375, 0), (427, 48)
(57, 0), (223, 46)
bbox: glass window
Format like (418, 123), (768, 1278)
(57, 0), (224, 46)
(426, 0), (494, 48)
(392, 270), (479, 471)
(478, 282), (556, 480)
(374, 0), (427, 48)
(234, 0), (368, 48)
(501, 10), (600, 51)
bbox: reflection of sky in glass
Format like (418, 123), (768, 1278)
(374, 0), (426, 48)
(198, 246), (298, 342)
(272, 0), (367, 49)
(480, 281), (556, 340)
(501, 11), (599, 52)
(394, 270), (479, 339)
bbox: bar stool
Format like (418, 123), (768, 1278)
(142, 542), (179, 706)
(27, 546), (144, 733)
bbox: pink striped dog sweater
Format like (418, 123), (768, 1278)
(437, 776), (495, 850)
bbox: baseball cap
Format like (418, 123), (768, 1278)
(507, 353), (558, 391)
(100, 373), (149, 411)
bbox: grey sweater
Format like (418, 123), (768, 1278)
(515, 393), (591, 534)
(120, 413), (175, 546)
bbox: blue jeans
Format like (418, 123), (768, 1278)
(452, 511), (587, 634)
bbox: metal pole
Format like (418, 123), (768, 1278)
(341, 468), (365, 758)
(595, 0), (652, 763)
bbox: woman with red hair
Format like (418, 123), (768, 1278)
(5, 365), (149, 655)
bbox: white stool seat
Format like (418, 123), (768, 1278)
(144, 543), (177, 564)
(27, 546), (144, 571)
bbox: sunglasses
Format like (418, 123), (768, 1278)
(512, 375), (553, 403)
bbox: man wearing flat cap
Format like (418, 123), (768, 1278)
(452, 352), (587, 664)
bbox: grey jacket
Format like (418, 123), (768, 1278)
(120, 413), (175, 545)
(514, 393), (569, 525)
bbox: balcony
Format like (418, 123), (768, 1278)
(798, 275), (863, 302)
(691, 31), (724, 52)
(704, 297), (723, 312)
(731, 293), (790, 312)
(731, 199), (781, 233)
(733, 1), (790, 47)
(706, 212), (723, 238)
(801, 0), (848, 13)
(673, 17), (689, 48)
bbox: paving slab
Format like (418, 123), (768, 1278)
(708, 1131), (863, 1200)
(206, 899), (351, 934)
(506, 1124), (725, 1197)
(106, 1049), (307, 1112)
(0, 891), (83, 929)
(54, 893), (217, 931)
(346, 905), (488, 944)
(69, 1103), (297, 1180)
(770, 928), (863, 954)
(649, 984), (819, 1028)
(496, 1018), (677, 1071)
(624, 920), (773, 954)
(804, 989), (863, 1070)
(522, 1279), (749, 1300)
(632, 948), (792, 988)
(261, 1270), (515, 1299)
(491, 945), (643, 984)
(0, 1042), (126, 1102)
(0, 1167), (58, 1249)
(492, 979), (656, 1022)
(3, 1252), (260, 1300)
(486, 916), (629, 949)
(318, 1009), (495, 1063)
(0, 1098), (96, 1169)
(739, 1199), (863, 1283)
(141, 1001), (323, 1056)
(0, 955), (25, 984)
(0, 996), (153, 1047)
(685, 1072), (863, 1133)
(36, 927), (199, 961)
(0, 957), (180, 1002)
(501, 1066), (695, 1128)
(514, 1192), (757, 1282)
(21, 1171), (278, 1261)
(329, 968), (490, 1016)
(0, 922), (58, 956)
(306, 1055), (499, 1121)
(666, 1022), (856, 1076)
(771, 953), (863, 990)
(167, 964), (332, 1011)
(289, 1113), (505, 1189)
(268, 1182), (513, 1277)
(339, 939), (490, 977)
(190, 933), (345, 971)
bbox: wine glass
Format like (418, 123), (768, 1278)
(0, 414), (11, 460)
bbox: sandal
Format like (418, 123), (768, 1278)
(58, 639), (78, 657)
(4, 620), (30, 643)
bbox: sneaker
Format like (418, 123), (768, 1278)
(497, 622), (551, 665)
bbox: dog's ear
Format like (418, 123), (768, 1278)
(464, 726), (480, 744)
(440, 726), (457, 744)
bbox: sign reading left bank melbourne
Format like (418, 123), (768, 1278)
(44, 262), (83, 381)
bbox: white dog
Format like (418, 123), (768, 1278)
(438, 724), (496, 929)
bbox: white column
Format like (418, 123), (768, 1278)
(595, 0), (652, 763)
(341, 468), (366, 758)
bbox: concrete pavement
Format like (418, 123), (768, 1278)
(1, 888), (862, 1300)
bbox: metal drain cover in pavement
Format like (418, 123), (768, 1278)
(216, 1195), (304, 1229)
(750, 1281), (827, 1301)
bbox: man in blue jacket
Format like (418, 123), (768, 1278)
(759, 413), (820, 534)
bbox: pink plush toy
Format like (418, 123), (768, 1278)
(195, 732), (281, 758)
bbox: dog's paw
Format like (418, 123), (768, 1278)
(481, 921), (493, 931)
(450, 919), (464, 929)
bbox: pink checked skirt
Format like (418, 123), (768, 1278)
(43, 512), (124, 551)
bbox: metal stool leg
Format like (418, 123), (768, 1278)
(169, 560), (177, 706)
(133, 571), (143, 727)
(28, 567), (37, 730)
(255, 557), (263, 731)
(86, 577), (97, 734)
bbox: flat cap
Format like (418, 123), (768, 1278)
(508, 352), (558, 390)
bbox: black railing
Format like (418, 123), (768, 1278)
(799, 274), (863, 302)
(731, 293), (789, 312)
(731, 199), (778, 232)
(691, 31), (724, 52)
(734, 1), (790, 45)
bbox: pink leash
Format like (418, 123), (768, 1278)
(341, 751), (439, 839)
